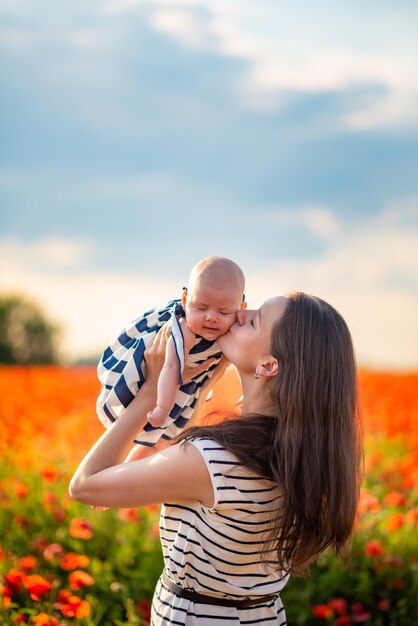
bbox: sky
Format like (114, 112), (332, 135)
(1, 0), (417, 368)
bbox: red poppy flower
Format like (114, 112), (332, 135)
(383, 491), (406, 507)
(364, 539), (384, 557)
(334, 617), (352, 626)
(378, 599), (390, 611)
(312, 604), (333, 619)
(43, 491), (58, 506)
(5, 568), (24, 593)
(328, 598), (348, 616)
(22, 575), (52, 601)
(11, 615), (28, 624)
(33, 614), (60, 626)
(59, 552), (89, 570)
(1, 583), (13, 609)
(56, 590), (90, 618)
(118, 508), (139, 522)
(41, 463), (59, 482)
(137, 598), (151, 622)
(18, 556), (38, 571)
(31, 537), (50, 552)
(69, 518), (93, 539)
(351, 602), (371, 622)
(386, 512), (404, 532)
(68, 570), (95, 590)
(13, 480), (29, 499)
(53, 507), (67, 523)
(2, 595), (12, 609)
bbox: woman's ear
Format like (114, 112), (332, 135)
(257, 358), (279, 378)
(181, 288), (188, 308)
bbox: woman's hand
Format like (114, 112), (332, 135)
(143, 323), (171, 388)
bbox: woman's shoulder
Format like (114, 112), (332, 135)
(186, 436), (244, 475)
(187, 436), (272, 482)
(186, 436), (279, 511)
(186, 435), (235, 457)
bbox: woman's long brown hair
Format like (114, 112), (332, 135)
(178, 292), (363, 573)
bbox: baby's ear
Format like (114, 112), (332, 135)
(181, 288), (188, 307)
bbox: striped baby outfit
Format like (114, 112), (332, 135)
(153, 437), (289, 625)
(96, 300), (223, 446)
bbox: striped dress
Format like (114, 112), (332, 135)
(153, 437), (289, 625)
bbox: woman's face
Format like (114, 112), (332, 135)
(217, 296), (288, 374)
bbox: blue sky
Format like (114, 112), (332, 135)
(1, 0), (417, 367)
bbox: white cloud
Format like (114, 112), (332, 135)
(0, 236), (94, 269)
(120, 0), (418, 129)
(267, 207), (340, 240)
(103, 0), (198, 16)
(150, 9), (211, 49)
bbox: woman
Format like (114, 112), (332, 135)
(70, 292), (362, 625)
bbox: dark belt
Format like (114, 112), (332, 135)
(161, 571), (278, 608)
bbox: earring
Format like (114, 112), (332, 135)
(254, 371), (260, 379)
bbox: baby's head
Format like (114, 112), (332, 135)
(182, 256), (245, 341)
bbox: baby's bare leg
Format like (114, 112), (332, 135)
(147, 336), (181, 426)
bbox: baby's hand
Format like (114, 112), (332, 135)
(147, 406), (169, 427)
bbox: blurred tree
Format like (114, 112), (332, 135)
(0, 294), (61, 364)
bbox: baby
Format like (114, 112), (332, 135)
(96, 256), (245, 447)
(147, 256), (245, 426)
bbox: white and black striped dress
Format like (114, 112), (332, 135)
(152, 437), (289, 625)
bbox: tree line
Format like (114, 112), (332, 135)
(0, 294), (61, 364)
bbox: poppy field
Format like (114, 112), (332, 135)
(0, 366), (417, 625)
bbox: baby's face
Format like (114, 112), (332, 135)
(184, 282), (243, 341)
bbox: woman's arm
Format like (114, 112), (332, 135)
(69, 440), (214, 509)
(69, 327), (214, 509)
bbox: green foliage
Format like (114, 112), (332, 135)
(0, 294), (61, 364)
(0, 463), (162, 624)
(0, 439), (417, 625)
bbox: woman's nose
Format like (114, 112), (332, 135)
(236, 309), (255, 325)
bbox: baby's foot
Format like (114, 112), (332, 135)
(91, 506), (109, 511)
(147, 406), (169, 427)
